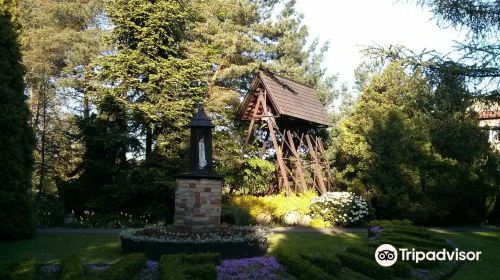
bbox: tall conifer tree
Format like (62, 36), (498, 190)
(0, 0), (36, 239)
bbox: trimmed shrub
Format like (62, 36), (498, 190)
(10, 258), (37, 280)
(99, 253), (146, 280)
(368, 219), (413, 227)
(300, 253), (341, 275)
(338, 268), (374, 280)
(158, 256), (185, 280)
(60, 256), (84, 280)
(392, 261), (412, 278)
(337, 252), (393, 280)
(379, 234), (452, 250)
(0, 259), (18, 280)
(176, 253), (221, 265)
(275, 252), (333, 280)
(184, 263), (216, 280)
(158, 253), (221, 280)
(389, 227), (444, 242)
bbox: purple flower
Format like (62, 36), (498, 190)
(39, 264), (60, 276)
(217, 256), (290, 280)
(86, 264), (110, 272)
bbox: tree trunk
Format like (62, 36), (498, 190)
(39, 87), (47, 197)
(83, 90), (90, 120)
(145, 123), (153, 160)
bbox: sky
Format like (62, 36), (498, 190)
(295, 0), (466, 87)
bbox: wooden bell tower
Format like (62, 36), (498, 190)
(238, 70), (333, 195)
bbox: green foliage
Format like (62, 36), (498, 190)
(36, 195), (65, 227)
(99, 253), (146, 280)
(275, 252), (334, 280)
(60, 256), (84, 280)
(368, 219), (413, 227)
(175, 253), (222, 265)
(10, 258), (37, 280)
(191, 0), (336, 192)
(158, 253), (221, 280)
(333, 61), (499, 225)
(0, 4), (36, 240)
(18, 0), (103, 197)
(223, 192), (317, 225)
(0, 259), (18, 280)
(240, 158), (275, 195)
(337, 252), (394, 280)
(300, 253), (341, 275)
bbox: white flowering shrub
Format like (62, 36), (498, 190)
(309, 192), (369, 226)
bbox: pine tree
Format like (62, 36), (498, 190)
(333, 60), (497, 224)
(190, 0), (337, 189)
(0, 0), (36, 239)
(88, 0), (206, 160)
(19, 0), (103, 196)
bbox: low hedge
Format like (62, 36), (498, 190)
(10, 258), (37, 280)
(60, 256), (84, 280)
(339, 268), (376, 280)
(379, 233), (452, 250)
(275, 252), (334, 280)
(184, 263), (217, 280)
(344, 245), (411, 277)
(368, 219), (413, 227)
(389, 226), (442, 241)
(158, 256), (184, 280)
(175, 253), (221, 265)
(0, 259), (19, 280)
(99, 253), (146, 280)
(337, 252), (393, 280)
(300, 253), (341, 275)
(158, 253), (220, 280)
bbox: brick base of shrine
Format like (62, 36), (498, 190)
(174, 176), (222, 232)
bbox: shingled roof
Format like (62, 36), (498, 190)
(238, 70), (331, 127)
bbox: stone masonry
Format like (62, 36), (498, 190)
(174, 177), (222, 232)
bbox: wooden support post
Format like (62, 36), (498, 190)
(267, 118), (291, 195)
(242, 93), (265, 159)
(286, 131), (307, 192)
(317, 138), (333, 191)
(305, 134), (327, 194)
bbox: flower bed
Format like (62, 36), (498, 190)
(217, 256), (292, 280)
(120, 226), (269, 260)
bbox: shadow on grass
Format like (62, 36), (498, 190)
(0, 234), (122, 264)
(267, 228), (365, 257)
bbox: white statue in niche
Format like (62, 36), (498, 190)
(198, 137), (207, 169)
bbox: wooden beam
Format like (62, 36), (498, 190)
(305, 134), (327, 194)
(267, 118), (291, 195)
(286, 131), (307, 192)
(316, 137), (333, 192)
(241, 93), (265, 159)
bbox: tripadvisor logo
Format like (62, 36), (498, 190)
(375, 244), (481, 267)
(375, 244), (398, 267)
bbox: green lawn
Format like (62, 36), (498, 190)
(268, 230), (500, 280)
(0, 234), (121, 264)
(1, 230), (499, 279)
(437, 231), (500, 280)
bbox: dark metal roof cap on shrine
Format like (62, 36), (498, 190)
(189, 105), (213, 127)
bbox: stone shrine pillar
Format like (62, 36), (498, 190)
(174, 106), (222, 232)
